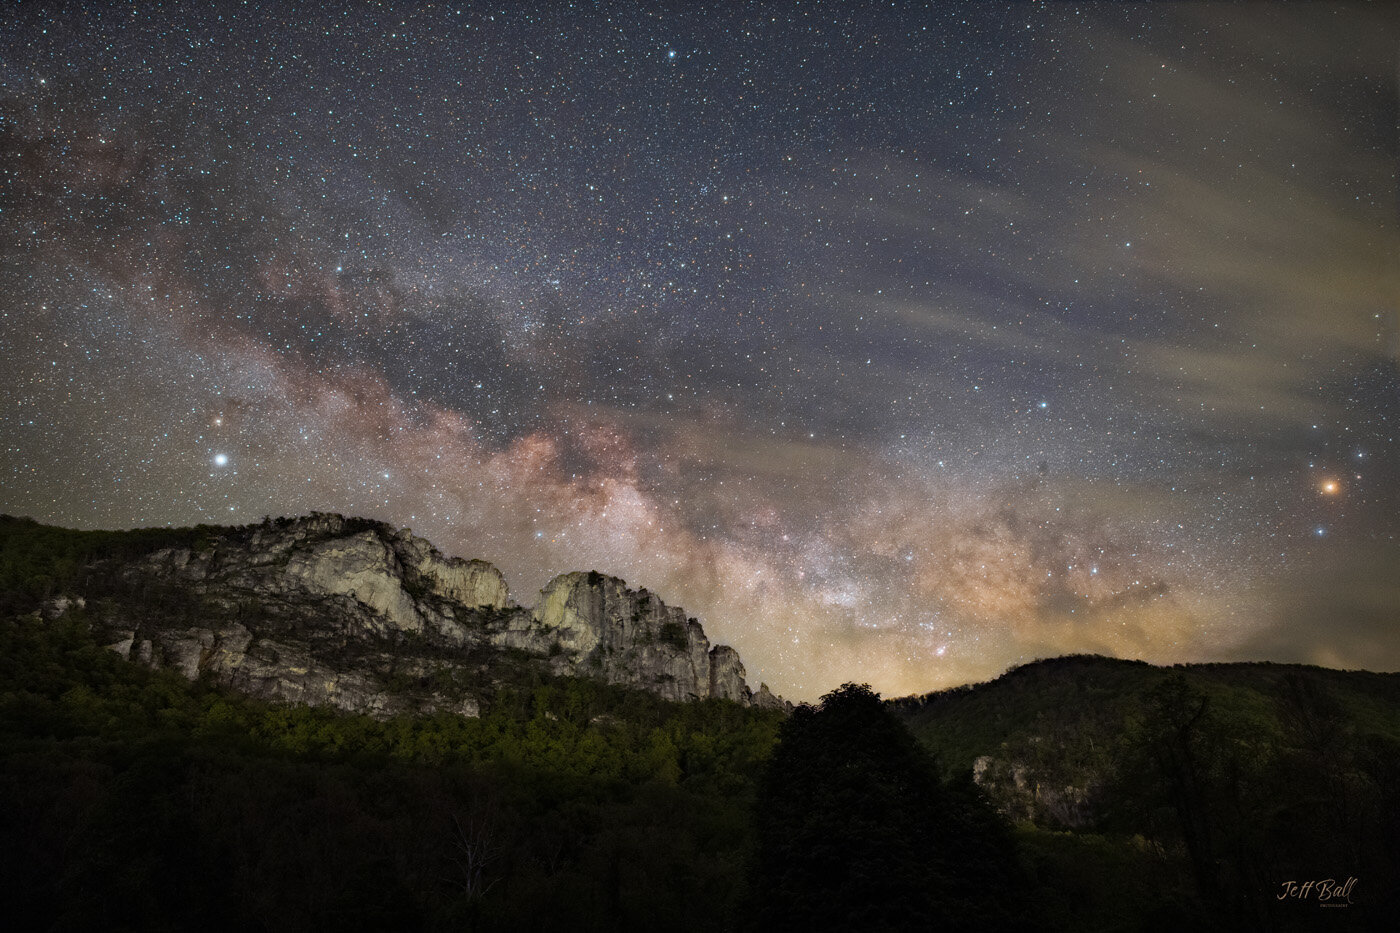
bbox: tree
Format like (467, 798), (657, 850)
(751, 683), (1023, 932)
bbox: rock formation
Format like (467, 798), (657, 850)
(48, 513), (785, 718)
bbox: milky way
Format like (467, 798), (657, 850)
(3, 3), (1397, 698)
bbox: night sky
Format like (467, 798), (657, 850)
(3, 2), (1397, 699)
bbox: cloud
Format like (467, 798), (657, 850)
(1239, 545), (1400, 673)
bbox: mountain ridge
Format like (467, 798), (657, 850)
(6, 514), (1400, 927)
(1, 512), (787, 718)
(891, 651), (1400, 834)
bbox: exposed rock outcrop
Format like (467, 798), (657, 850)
(283, 531), (426, 635)
(48, 513), (784, 718)
(971, 754), (1102, 828)
(520, 572), (757, 704)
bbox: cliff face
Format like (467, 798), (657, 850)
(515, 571), (786, 707)
(52, 514), (785, 717)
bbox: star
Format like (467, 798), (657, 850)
(2, 1), (1396, 698)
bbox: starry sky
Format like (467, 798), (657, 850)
(3, 2), (1398, 699)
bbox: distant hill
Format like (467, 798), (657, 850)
(893, 654), (1400, 929)
(896, 652), (1400, 786)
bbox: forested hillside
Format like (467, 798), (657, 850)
(895, 654), (1400, 930)
(0, 610), (783, 931)
(3, 516), (1397, 930)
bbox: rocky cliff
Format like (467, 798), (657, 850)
(38, 513), (786, 717)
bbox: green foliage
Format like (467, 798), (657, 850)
(0, 612), (785, 931)
(9, 517), (1397, 930)
(751, 683), (1025, 932)
(1014, 827), (1207, 932)
(895, 656), (1400, 930)
(0, 514), (222, 615)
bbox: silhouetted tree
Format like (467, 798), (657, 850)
(751, 683), (1023, 932)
